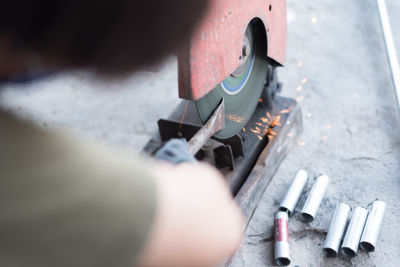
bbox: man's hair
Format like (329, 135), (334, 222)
(0, 0), (208, 75)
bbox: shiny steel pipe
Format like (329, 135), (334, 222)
(341, 207), (368, 257)
(360, 200), (386, 252)
(279, 170), (308, 215)
(274, 211), (291, 266)
(300, 175), (329, 222)
(323, 203), (351, 257)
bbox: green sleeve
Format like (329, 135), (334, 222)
(0, 109), (156, 267)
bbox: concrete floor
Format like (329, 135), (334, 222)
(1, 0), (399, 266)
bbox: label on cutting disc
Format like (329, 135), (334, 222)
(275, 219), (289, 242)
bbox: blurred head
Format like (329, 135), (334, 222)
(0, 0), (208, 77)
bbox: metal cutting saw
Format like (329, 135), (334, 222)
(144, 0), (302, 227)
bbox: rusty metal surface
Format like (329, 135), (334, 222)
(188, 99), (225, 154)
(178, 0), (287, 100)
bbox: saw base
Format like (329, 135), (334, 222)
(143, 95), (302, 227)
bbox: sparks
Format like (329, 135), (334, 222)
(270, 115), (282, 127)
(250, 128), (258, 134)
(297, 61), (303, 67)
(296, 85), (303, 92)
(302, 78), (308, 84)
(307, 113), (312, 117)
(178, 101), (190, 129)
(228, 114), (245, 123)
(311, 17), (317, 23)
(246, 110), (286, 141)
(296, 96), (304, 101)
(327, 124), (332, 129)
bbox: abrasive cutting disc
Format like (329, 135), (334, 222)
(195, 22), (268, 139)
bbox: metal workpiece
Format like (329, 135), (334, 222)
(341, 206), (369, 257)
(274, 211), (291, 266)
(323, 203), (351, 257)
(279, 170), (309, 215)
(187, 99), (225, 155)
(300, 175), (330, 222)
(360, 200), (386, 252)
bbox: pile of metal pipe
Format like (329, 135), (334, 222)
(278, 171), (330, 222)
(273, 170), (386, 265)
(323, 200), (386, 258)
(274, 170), (330, 266)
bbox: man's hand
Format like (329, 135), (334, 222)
(138, 162), (244, 267)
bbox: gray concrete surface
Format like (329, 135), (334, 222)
(0, 0), (399, 266)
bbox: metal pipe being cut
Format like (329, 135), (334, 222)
(187, 99), (225, 155)
(279, 170), (308, 216)
(274, 211), (291, 266)
(300, 175), (329, 222)
(360, 200), (386, 252)
(323, 203), (351, 257)
(341, 206), (368, 257)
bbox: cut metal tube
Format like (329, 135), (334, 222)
(274, 211), (291, 266)
(323, 203), (351, 257)
(187, 99), (225, 155)
(279, 170), (308, 215)
(341, 206), (369, 257)
(376, 0), (400, 114)
(360, 200), (386, 252)
(300, 175), (329, 222)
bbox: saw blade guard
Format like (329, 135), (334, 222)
(195, 21), (269, 139)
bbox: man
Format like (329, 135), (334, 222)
(0, 1), (244, 266)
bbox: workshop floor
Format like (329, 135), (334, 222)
(1, 0), (399, 266)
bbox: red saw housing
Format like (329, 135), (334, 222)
(178, 0), (287, 100)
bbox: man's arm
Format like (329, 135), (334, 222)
(0, 109), (243, 267)
(139, 162), (244, 267)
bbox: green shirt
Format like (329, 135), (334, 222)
(0, 108), (156, 267)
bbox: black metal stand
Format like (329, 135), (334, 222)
(143, 95), (302, 228)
